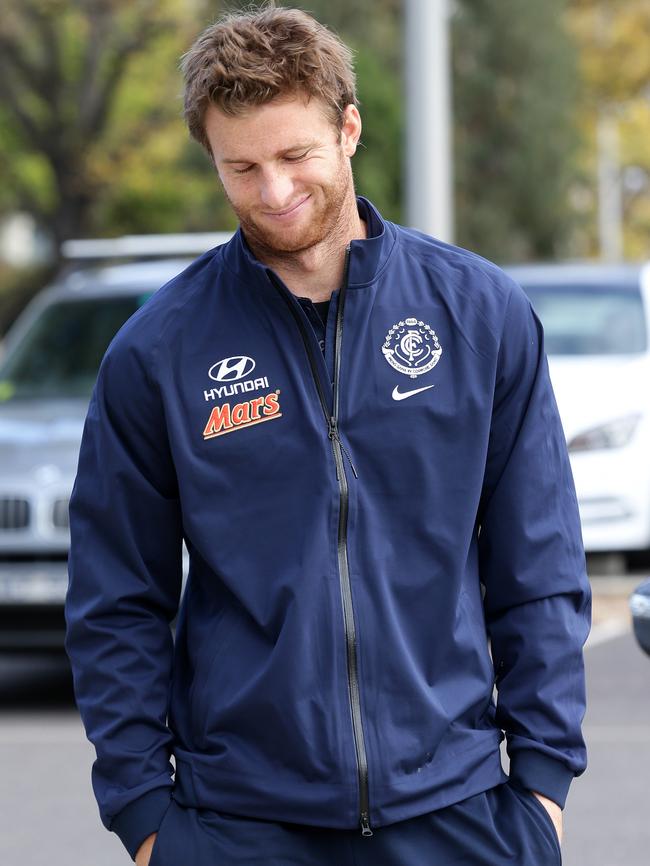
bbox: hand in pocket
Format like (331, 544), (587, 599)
(135, 832), (157, 866)
(531, 791), (563, 844)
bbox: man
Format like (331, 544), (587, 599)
(65, 7), (590, 865)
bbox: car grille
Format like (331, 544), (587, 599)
(0, 498), (31, 530)
(52, 498), (70, 530)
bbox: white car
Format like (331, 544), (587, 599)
(506, 262), (650, 555)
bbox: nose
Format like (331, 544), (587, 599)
(259, 165), (294, 211)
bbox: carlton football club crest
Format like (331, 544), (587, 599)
(382, 318), (442, 378)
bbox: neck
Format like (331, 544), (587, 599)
(246, 190), (366, 302)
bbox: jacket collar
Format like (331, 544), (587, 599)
(221, 196), (397, 290)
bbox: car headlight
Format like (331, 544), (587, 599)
(567, 413), (642, 453)
(630, 580), (650, 658)
(630, 592), (650, 620)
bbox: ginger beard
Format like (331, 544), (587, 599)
(222, 146), (353, 258)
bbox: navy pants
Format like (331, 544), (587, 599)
(149, 782), (561, 865)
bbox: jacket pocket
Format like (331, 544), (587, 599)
(148, 801), (175, 866)
(509, 782), (562, 864)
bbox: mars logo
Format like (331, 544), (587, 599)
(203, 391), (282, 439)
(208, 356), (255, 383)
(381, 317), (442, 378)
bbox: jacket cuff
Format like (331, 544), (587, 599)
(508, 751), (574, 809)
(110, 787), (173, 860)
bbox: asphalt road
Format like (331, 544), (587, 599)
(562, 624), (650, 866)
(0, 578), (648, 866)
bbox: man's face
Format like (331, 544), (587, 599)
(204, 95), (361, 256)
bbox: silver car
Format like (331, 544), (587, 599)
(0, 258), (196, 648)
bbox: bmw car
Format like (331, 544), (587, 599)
(506, 262), (650, 557)
(0, 255), (210, 649)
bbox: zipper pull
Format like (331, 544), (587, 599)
(360, 812), (373, 837)
(339, 440), (358, 479)
(328, 417), (341, 482)
(328, 417), (358, 479)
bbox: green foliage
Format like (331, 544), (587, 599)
(87, 23), (235, 235)
(350, 45), (403, 222)
(567, 0), (650, 258)
(0, 0), (208, 251)
(452, 0), (580, 262)
(0, 0), (605, 266)
(569, 0), (650, 104)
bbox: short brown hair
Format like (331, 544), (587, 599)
(181, 5), (357, 153)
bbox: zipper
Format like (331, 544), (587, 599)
(268, 249), (372, 837)
(328, 418), (358, 478)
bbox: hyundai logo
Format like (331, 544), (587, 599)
(208, 356), (256, 383)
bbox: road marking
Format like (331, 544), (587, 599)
(585, 618), (630, 649)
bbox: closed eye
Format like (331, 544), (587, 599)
(230, 149), (312, 174)
(284, 151), (311, 162)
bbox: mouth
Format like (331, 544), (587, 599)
(262, 195), (311, 220)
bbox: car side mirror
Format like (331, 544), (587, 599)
(630, 579), (650, 656)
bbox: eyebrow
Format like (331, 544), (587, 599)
(221, 142), (318, 164)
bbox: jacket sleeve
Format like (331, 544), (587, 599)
(478, 281), (591, 809)
(65, 331), (183, 859)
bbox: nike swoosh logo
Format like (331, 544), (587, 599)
(392, 384), (436, 401)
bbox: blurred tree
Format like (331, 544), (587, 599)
(304, 0), (582, 261)
(0, 0), (588, 266)
(568, 0), (650, 102)
(0, 0), (232, 256)
(567, 0), (650, 258)
(452, 0), (580, 262)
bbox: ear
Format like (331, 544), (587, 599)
(340, 104), (362, 157)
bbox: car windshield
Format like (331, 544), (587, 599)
(0, 294), (150, 400)
(522, 283), (647, 356)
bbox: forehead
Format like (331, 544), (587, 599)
(204, 95), (338, 161)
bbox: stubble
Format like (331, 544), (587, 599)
(224, 150), (355, 265)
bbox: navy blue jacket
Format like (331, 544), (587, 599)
(65, 198), (590, 858)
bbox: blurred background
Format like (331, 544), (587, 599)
(0, 1), (649, 865)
